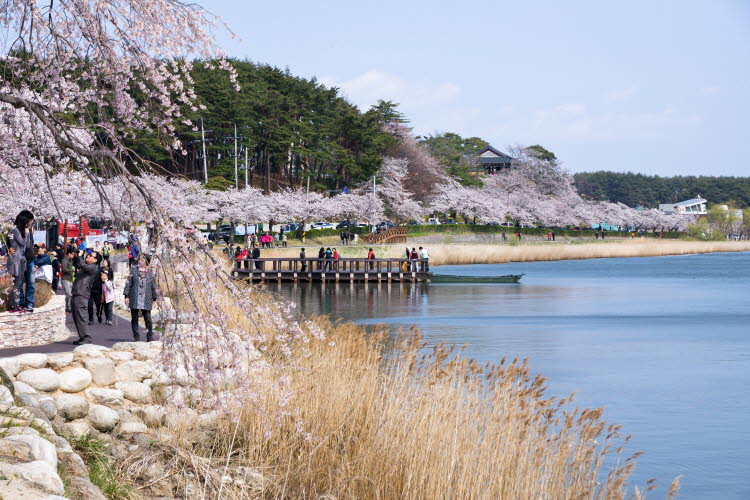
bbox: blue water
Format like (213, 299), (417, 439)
(278, 251), (750, 499)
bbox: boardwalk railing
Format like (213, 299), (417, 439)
(363, 227), (408, 244)
(232, 257), (430, 282)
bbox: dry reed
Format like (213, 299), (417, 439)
(261, 239), (750, 266)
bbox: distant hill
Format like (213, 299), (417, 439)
(573, 172), (750, 208)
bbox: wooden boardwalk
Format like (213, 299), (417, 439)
(232, 257), (431, 283)
(362, 227), (408, 244)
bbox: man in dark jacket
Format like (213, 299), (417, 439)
(123, 256), (157, 341)
(71, 250), (103, 344)
(251, 245), (261, 270)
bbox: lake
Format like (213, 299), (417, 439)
(276, 251), (750, 500)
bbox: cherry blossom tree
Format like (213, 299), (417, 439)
(375, 157), (424, 223)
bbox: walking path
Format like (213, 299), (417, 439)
(0, 309), (139, 357)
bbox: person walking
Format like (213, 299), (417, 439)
(367, 248), (376, 270)
(551, 231), (556, 242)
(300, 248), (307, 272)
(123, 256), (157, 342)
(282, 233), (287, 247)
(502, 231), (507, 242)
(71, 250), (103, 345)
(61, 247), (76, 312)
(9, 212), (35, 312)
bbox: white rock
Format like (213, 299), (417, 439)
(137, 405), (165, 427)
(18, 369), (60, 392)
(33, 418), (56, 436)
(115, 381), (152, 404)
(197, 411), (219, 429)
(16, 353), (49, 369)
(115, 360), (152, 382)
(13, 380), (38, 394)
(47, 352), (74, 370)
(62, 420), (90, 439)
(88, 405), (120, 432)
(5, 434), (58, 468)
(73, 344), (110, 353)
(83, 357), (116, 386)
(86, 387), (124, 407)
(37, 396), (57, 420)
(58, 368), (92, 393)
(105, 351), (134, 362)
(118, 420), (148, 434)
(0, 460), (64, 495)
(55, 394), (89, 421)
(0, 385), (13, 405)
(111, 341), (150, 352)
(0, 356), (20, 376)
(3, 426), (40, 437)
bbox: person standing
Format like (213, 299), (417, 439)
(51, 243), (62, 291)
(324, 247), (333, 271)
(318, 247), (325, 270)
(128, 239), (139, 268)
(5, 246), (21, 312)
(300, 248), (307, 272)
(502, 231), (507, 242)
(71, 250), (103, 345)
(367, 248), (376, 270)
(252, 245), (261, 270)
(101, 272), (115, 325)
(419, 246), (429, 272)
(551, 231), (556, 242)
(332, 248), (339, 270)
(10, 212), (34, 312)
(123, 256), (157, 342)
(102, 241), (112, 264)
(61, 247), (76, 312)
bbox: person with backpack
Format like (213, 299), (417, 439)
(128, 239), (140, 268)
(324, 247), (333, 271)
(318, 247), (325, 270)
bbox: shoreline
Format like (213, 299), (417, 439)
(258, 240), (750, 266)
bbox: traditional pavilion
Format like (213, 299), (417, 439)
(475, 145), (513, 175)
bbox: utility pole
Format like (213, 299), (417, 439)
(200, 118), (208, 183)
(306, 176), (310, 193)
(234, 123), (238, 189)
(244, 146), (249, 188)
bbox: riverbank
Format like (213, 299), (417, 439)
(259, 239), (750, 266)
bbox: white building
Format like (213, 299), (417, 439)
(659, 195), (708, 215)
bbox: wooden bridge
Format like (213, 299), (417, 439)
(232, 257), (430, 283)
(362, 226), (408, 244)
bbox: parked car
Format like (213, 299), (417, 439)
(440, 218), (457, 224)
(283, 223), (300, 232)
(336, 220), (355, 229)
(406, 220), (422, 226)
(427, 218), (441, 225)
(311, 222), (334, 230)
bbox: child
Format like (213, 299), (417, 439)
(5, 246), (21, 312)
(101, 271), (115, 325)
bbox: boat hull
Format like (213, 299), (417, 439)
(429, 274), (524, 284)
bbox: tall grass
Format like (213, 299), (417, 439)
(261, 239), (750, 266)
(206, 318), (679, 499)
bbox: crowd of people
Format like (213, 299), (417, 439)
(1, 210), (158, 345)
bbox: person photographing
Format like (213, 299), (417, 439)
(71, 249), (103, 345)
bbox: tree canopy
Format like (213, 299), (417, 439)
(574, 172), (750, 208)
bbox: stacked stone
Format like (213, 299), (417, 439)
(0, 295), (68, 348)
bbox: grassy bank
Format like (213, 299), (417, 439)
(259, 239), (750, 266)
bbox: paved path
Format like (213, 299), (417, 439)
(0, 308), (140, 357)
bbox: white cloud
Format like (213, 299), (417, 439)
(321, 70), (473, 134)
(700, 86), (721, 94)
(605, 87), (635, 101)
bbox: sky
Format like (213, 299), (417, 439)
(208, 0), (750, 177)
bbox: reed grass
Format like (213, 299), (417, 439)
(204, 318), (679, 499)
(260, 239), (750, 266)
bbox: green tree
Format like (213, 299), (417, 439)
(417, 132), (488, 186)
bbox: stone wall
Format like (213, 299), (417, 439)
(0, 295), (68, 348)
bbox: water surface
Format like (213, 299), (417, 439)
(277, 252), (750, 500)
